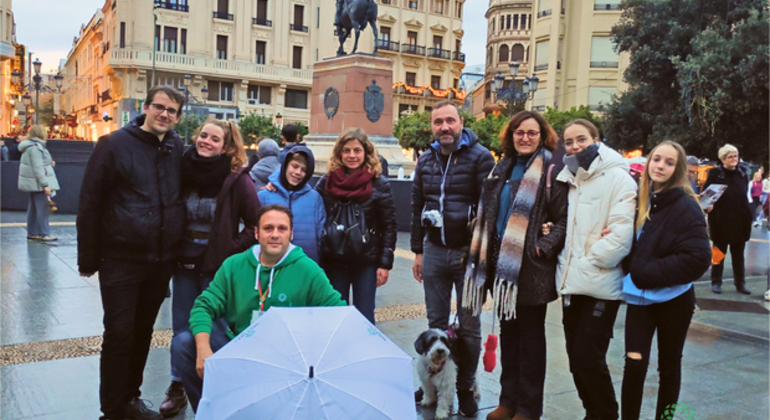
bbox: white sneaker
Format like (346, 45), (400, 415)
(765, 289), (770, 302)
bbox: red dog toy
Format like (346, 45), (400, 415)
(483, 334), (498, 372)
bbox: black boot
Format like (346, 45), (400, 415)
(736, 283), (752, 295)
(711, 283), (722, 294)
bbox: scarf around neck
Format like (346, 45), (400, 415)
(463, 147), (548, 321)
(563, 142), (600, 174)
(324, 167), (375, 202)
(181, 148), (232, 198)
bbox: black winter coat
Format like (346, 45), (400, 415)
(702, 164), (752, 244)
(316, 173), (398, 270)
(480, 151), (568, 306)
(77, 115), (185, 273)
(625, 187), (711, 289)
(411, 128), (495, 253)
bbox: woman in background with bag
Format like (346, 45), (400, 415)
(17, 125), (59, 242)
(315, 127), (397, 324)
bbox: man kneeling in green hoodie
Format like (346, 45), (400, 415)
(171, 204), (345, 412)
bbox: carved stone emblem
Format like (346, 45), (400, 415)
(324, 87), (339, 119)
(363, 80), (384, 123)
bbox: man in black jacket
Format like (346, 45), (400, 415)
(77, 86), (186, 420)
(410, 100), (495, 416)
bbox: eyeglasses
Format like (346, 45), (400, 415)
(725, 154), (739, 159)
(513, 130), (540, 139)
(149, 103), (179, 116)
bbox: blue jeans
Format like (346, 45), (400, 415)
(421, 240), (481, 391)
(326, 262), (377, 324)
(26, 191), (50, 237)
(170, 324), (231, 413)
(170, 266), (214, 382)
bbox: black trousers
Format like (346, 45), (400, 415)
(711, 239), (746, 286)
(98, 259), (172, 418)
(563, 295), (621, 420)
(621, 287), (695, 420)
(498, 303), (548, 419)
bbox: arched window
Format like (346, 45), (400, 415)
(488, 47), (493, 65)
(511, 44), (525, 61)
(498, 44), (509, 63)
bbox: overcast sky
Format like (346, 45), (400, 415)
(14, 0), (488, 74)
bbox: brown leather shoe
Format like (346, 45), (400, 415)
(512, 413), (537, 420)
(487, 405), (515, 420)
(159, 381), (187, 417)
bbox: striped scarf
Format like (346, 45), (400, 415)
(462, 148), (547, 320)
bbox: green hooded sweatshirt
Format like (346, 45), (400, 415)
(189, 244), (345, 338)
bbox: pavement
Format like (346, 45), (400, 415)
(1, 210), (769, 420)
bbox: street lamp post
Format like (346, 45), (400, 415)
(32, 59), (43, 124)
(491, 60), (539, 117)
(183, 74), (192, 143)
(21, 93), (32, 128)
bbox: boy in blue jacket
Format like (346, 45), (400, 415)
(258, 145), (325, 263)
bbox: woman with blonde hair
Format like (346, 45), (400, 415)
(620, 140), (711, 420)
(17, 125), (59, 242)
(162, 118), (261, 416)
(315, 127), (397, 324)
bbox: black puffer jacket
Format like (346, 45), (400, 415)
(411, 128), (495, 253)
(316, 173), (398, 270)
(625, 187), (711, 289)
(77, 115), (185, 273)
(480, 151), (568, 306)
(702, 164), (752, 244)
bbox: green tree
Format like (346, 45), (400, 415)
(175, 114), (204, 144)
(238, 111), (281, 146)
(606, 0), (768, 167)
(296, 122), (309, 141)
(466, 113), (508, 155)
(542, 105), (604, 136)
(394, 111), (433, 152)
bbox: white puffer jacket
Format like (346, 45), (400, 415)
(555, 143), (637, 301)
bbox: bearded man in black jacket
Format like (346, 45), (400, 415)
(77, 86), (186, 420)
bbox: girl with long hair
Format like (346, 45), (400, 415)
(620, 141), (711, 420)
(162, 118), (261, 416)
(315, 127), (397, 324)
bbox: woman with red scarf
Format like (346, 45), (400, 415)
(315, 128), (397, 323)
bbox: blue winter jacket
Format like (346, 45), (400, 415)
(258, 167), (326, 264)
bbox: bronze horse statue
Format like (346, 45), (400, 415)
(335, 0), (379, 56)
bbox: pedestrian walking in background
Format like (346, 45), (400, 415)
(462, 111), (568, 420)
(556, 119), (637, 420)
(686, 156), (700, 194)
(7, 134), (23, 161)
(1, 141), (8, 161)
(17, 125), (60, 242)
(315, 127), (397, 324)
(77, 86), (187, 420)
(411, 101), (496, 416)
(258, 145), (325, 264)
(750, 171), (763, 227)
(762, 172), (770, 206)
(703, 144), (753, 295)
(277, 123), (302, 164)
(159, 118), (261, 417)
(620, 141), (711, 420)
(248, 138), (280, 191)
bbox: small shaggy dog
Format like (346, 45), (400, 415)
(414, 329), (458, 420)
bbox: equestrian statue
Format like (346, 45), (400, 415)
(334, 0), (379, 56)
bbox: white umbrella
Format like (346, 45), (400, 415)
(196, 306), (416, 420)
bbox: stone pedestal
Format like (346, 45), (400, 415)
(305, 54), (415, 176)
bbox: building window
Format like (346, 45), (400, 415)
(488, 47), (493, 65)
(407, 31), (418, 45)
(453, 78), (459, 89)
(522, 14), (528, 29)
(498, 44), (509, 63)
(513, 15), (519, 29)
(455, 39), (461, 52)
(433, 0), (443, 14)
(433, 35), (442, 49)
(207, 81), (219, 101)
(155, 25), (161, 51)
(293, 5), (304, 29)
(292, 46), (302, 69)
(456, 1), (462, 18)
(590, 36), (619, 67)
(248, 85), (272, 105)
(180, 29), (187, 54)
(408, 0), (418, 10)
(217, 35), (227, 59)
(257, 0), (268, 21)
(256, 41), (266, 64)
(535, 40), (549, 71)
(217, 0), (228, 14)
(285, 89), (308, 109)
(491, 18), (495, 32)
(220, 82), (234, 102)
(500, 16), (504, 30)
(511, 44), (524, 61)
(163, 26), (178, 53)
(381, 26), (391, 41)
(406, 72), (416, 86)
(506, 15), (511, 29)
(431, 75), (441, 89)
(120, 22), (126, 48)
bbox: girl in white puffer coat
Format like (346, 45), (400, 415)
(555, 119), (637, 420)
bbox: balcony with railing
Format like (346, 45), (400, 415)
(154, 1), (189, 12)
(590, 61), (619, 68)
(108, 48), (313, 86)
(534, 63), (548, 71)
(252, 18), (272, 27)
(375, 39), (400, 53)
(453, 51), (466, 62)
(537, 9), (552, 18)
(594, 3), (621, 10)
(401, 44), (426, 56)
(213, 11), (233, 20)
(290, 24), (308, 32)
(427, 48), (451, 60)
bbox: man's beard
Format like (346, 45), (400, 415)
(435, 129), (462, 147)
